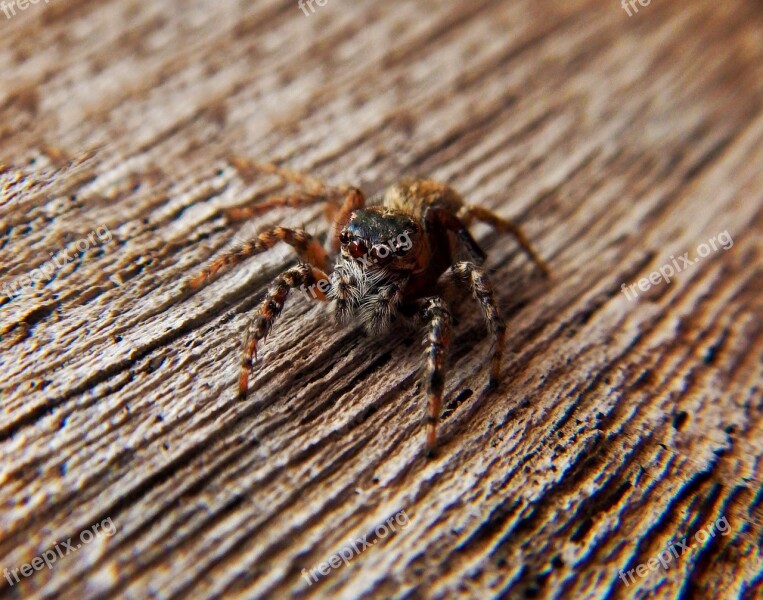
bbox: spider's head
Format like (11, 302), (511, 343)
(330, 208), (423, 327)
(337, 208), (421, 272)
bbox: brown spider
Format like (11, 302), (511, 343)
(187, 158), (549, 454)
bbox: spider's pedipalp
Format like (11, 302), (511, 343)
(414, 296), (452, 454)
(239, 264), (329, 400)
(360, 278), (407, 334)
(329, 253), (405, 328)
(458, 205), (550, 277)
(450, 261), (507, 387)
(187, 226), (328, 291)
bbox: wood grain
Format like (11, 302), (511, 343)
(0, 0), (761, 598)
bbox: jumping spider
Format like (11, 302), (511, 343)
(187, 158), (549, 454)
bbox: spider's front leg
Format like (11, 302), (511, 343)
(225, 157), (364, 237)
(190, 187), (365, 294)
(449, 261), (507, 388)
(239, 263), (329, 400)
(187, 226), (328, 292)
(414, 296), (452, 454)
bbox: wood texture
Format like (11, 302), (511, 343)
(1, 1), (762, 598)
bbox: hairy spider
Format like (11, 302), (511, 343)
(187, 158), (549, 454)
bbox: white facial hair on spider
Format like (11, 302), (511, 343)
(328, 253), (409, 333)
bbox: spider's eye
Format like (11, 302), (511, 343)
(348, 239), (367, 258)
(339, 230), (351, 245)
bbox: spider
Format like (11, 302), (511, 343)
(187, 158), (549, 454)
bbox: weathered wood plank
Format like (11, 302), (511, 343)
(0, 0), (761, 598)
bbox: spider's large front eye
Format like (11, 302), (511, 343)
(348, 239), (367, 258)
(339, 230), (351, 245)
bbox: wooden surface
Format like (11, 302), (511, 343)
(1, 1), (762, 598)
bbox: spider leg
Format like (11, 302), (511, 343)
(226, 191), (331, 222)
(229, 156), (329, 194)
(239, 263), (329, 399)
(187, 226), (328, 291)
(413, 296), (452, 454)
(458, 205), (550, 276)
(424, 206), (487, 264)
(449, 261), (507, 388)
(226, 156), (341, 221)
(226, 158), (365, 252)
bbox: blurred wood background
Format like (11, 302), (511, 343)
(0, 0), (761, 598)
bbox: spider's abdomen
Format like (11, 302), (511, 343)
(381, 179), (465, 220)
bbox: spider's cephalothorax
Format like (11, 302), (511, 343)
(187, 160), (550, 454)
